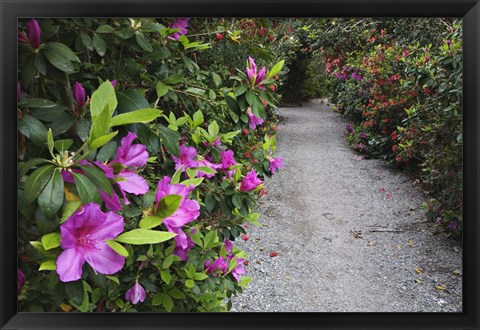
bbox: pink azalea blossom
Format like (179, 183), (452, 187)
(155, 177), (200, 260)
(227, 255), (246, 281)
(169, 18), (190, 40)
(240, 170), (263, 192)
(172, 145), (199, 171)
(56, 203), (125, 282)
(196, 157), (221, 179)
(220, 150), (236, 169)
(268, 157), (284, 174)
(247, 108), (264, 130)
(125, 282), (146, 305)
(204, 256), (228, 276)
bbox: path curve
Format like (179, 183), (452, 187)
(231, 100), (462, 312)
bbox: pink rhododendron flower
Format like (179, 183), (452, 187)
(125, 282), (146, 304)
(111, 80), (117, 87)
(25, 19), (41, 49)
(246, 56), (266, 89)
(155, 176), (200, 260)
(268, 157), (284, 174)
(172, 145), (199, 171)
(247, 108), (264, 130)
(114, 132), (149, 167)
(240, 170), (263, 191)
(73, 82), (86, 108)
(56, 203), (125, 282)
(17, 269), (26, 295)
(169, 18), (190, 40)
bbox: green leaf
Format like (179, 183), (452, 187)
(139, 215), (164, 229)
(18, 158), (50, 180)
(54, 139), (73, 153)
(171, 165), (184, 184)
(192, 110), (204, 127)
(60, 201), (82, 224)
(72, 172), (101, 204)
(116, 90), (150, 113)
(41, 232), (61, 250)
(158, 125), (181, 157)
(245, 90), (255, 105)
(208, 121), (219, 138)
(106, 275), (120, 285)
(22, 98), (58, 108)
(69, 281), (89, 312)
(90, 80), (117, 118)
(105, 240), (129, 257)
(205, 193), (216, 212)
(160, 270), (172, 285)
(197, 166), (216, 174)
(252, 97), (266, 119)
(96, 25), (115, 33)
(24, 165), (55, 203)
(39, 260), (57, 271)
(225, 95), (241, 116)
(193, 273), (209, 281)
(212, 72), (222, 87)
(115, 229), (176, 245)
(165, 74), (185, 85)
(79, 163), (113, 195)
(80, 31), (94, 50)
(93, 34), (107, 56)
(180, 177), (204, 188)
(163, 293), (174, 312)
(155, 194), (182, 218)
(135, 32), (153, 52)
(111, 108), (162, 127)
(37, 169), (64, 217)
(232, 194), (243, 209)
(156, 82), (170, 98)
(185, 279), (194, 288)
(89, 131), (119, 150)
(18, 115), (48, 146)
(267, 59), (284, 79)
(96, 141), (117, 162)
(184, 88), (205, 96)
(89, 103), (111, 142)
(44, 41), (80, 73)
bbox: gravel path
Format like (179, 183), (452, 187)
(231, 100), (462, 312)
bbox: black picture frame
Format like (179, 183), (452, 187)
(1, 0), (479, 329)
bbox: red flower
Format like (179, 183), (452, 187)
(242, 234), (249, 241)
(269, 85), (276, 92)
(242, 129), (248, 136)
(268, 35), (274, 42)
(392, 144), (397, 152)
(216, 33), (223, 41)
(259, 27), (267, 36)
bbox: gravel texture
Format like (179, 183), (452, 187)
(231, 100), (462, 312)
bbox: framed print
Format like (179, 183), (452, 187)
(1, 0), (479, 329)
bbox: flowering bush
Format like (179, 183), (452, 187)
(17, 18), (285, 312)
(323, 19), (463, 234)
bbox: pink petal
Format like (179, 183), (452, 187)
(56, 247), (85, 282)
(90, 211), (124, 242)
(116, 171), (149, 195)
(100, 189), (123, 212)
(84, 242), (125, 275)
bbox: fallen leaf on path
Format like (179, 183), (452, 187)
(407, 239), (414, 247)
(414, 279), (424, 284)
(367, 241), (376, 246)
(256, 260), (262, 265)
(60, 303), (72, 312)
(415, 267), (424, 274)
(452, 269), (461, 275)
(396, 244), (402, 250)
(269, 251), (278, 257)
(435, 285), (447, 291)
(244, 260), (249, 266)
(259, 248), (266, 252)
(380, 187), (385, 192)
(386, 192), (393, 198)
(351, 230), (363, 239)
